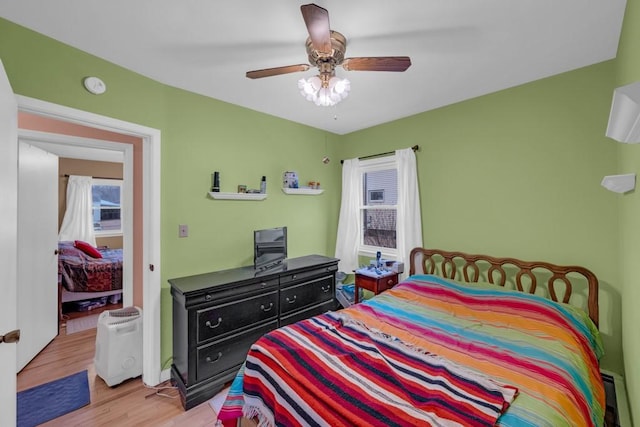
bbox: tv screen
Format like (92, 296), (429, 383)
(254, 226), (287, 270)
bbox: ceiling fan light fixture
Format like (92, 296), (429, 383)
(298, 75), (350, 107)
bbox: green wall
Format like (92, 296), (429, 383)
(0, 17), (342, 372)
(337, 62), (623, 374)
(615, 0), (640, 422)
(2, 9), (637, 416)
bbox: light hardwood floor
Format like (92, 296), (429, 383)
(17, 322), (218, 426)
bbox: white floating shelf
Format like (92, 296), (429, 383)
(601, 173), (636, 194)
(281, 187), (324, 195)
(208, 192), (267, 200)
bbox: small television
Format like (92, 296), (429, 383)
(254, 226), (287, 271)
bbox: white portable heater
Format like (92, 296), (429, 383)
(94, 306), (143, 387)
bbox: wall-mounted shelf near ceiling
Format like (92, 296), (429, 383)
(601, 174), (636, 194)
(281, 188), (324, 195)
(606, 81), (640, 143)
(208, 192), (267, 201)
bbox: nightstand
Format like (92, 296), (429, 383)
(354, 272), (399, 304)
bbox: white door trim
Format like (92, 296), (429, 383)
(16, 95), (162, 386)
(18, 130), (135, 310)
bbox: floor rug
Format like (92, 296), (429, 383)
(208, 386), (230, 414)
(66, 313), (101, 334)
(17, 370), (90, 427)
(209, 386), (238, 426)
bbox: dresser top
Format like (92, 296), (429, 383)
(169, 254), (338, 296)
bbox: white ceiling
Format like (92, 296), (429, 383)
(0, 0), (628, 134)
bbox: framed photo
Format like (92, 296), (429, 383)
(368, 189), (385, 203)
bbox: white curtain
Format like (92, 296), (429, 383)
(396, 147), (423, 276)
(334, 158), (361, 273)
(58, 175), (96, 246)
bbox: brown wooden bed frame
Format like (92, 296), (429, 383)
(408, 247), (599, 327)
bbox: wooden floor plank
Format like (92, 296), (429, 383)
(17, 324), (217, 426)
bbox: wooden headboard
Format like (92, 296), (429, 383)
(409, 247), (599, 327)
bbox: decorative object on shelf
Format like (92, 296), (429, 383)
(283, 171), (299, 188)
(260, 176), (267, 194)
(282, 187), (324, 195)
(601, 173), (636, 194)
(211, 172), (220, 192)
(237, 185), (247, 193)
(606, 81), (640, 143)
(307, 181), (321, 189)
(83, 76), (107, 95)
(208, 192), (267, 200)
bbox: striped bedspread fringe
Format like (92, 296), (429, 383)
(243, 403), (273, 427)
(241, 311), (518, 426)
(333, 311), (520, 405)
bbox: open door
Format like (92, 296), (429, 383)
(0, 58), (19, 424)
(16, 142), (59, 372)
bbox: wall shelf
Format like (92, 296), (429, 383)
(601, 174), (635, 194)
(208, 192), (267, 201)
(281, 187), (324, 195)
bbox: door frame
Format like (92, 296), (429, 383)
(19, 130), (135, 310)
(16, 95), (163, 385)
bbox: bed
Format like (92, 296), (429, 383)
(218, 247), (605, 426)
(57, 241), (123, 315)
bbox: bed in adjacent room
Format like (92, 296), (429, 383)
(57, 240), (123, 317)
(218, 247), (604, 426)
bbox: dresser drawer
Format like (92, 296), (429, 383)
(280, 300), (335, 327)
(197, 290), (278, 343)
(196, 320), (276, 382)
(280, 275), (333, 316)
(280, 265), (337, 285)
(188, 278), (278, 307)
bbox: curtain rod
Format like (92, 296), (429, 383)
(62, 174), (121, 180)
(340, 145), (419, 164)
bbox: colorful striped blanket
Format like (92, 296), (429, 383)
(219, 274), (605, 426)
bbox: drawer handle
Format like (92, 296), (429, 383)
(321, 285), (331, 293)
(286, 295), (297, 304)
(292, 275), (297, 279)
(205, 352), (222, 364)
(260, 302), (274, 312)
(205, 317), (223, 329)
(205, 294), (213, 301)
(387, 279), (394, 285)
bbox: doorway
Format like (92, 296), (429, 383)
(16, 95), (162, 386)
(58, 158), (125, 328)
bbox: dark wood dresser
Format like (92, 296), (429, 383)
(169, 254), (339, 409)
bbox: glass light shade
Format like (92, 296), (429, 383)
(298, 75), (350, 107)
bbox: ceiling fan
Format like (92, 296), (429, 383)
(246, 3), (412, 106)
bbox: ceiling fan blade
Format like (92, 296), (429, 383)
(300, 3), (332, 54)
(246, 64), (311, 79)
(342, 57), (412, 72)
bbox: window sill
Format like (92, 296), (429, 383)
(95, 232), (124, 238)
(358, 248), (397, 260)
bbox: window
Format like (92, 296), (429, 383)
(368, 189), (385, 203)
(360, 158), (398, 256)
(335, 148), (421, 273)
(92, 179), (122, 235)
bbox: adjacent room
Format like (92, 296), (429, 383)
(1, 0), (639, 426)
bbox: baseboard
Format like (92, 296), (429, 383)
(601, 370), (632, 427)
(160, 368), (171, 383)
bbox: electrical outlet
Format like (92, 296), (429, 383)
(179, 224), (189, 238)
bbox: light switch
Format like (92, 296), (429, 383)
(179, 224), (189, 238)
